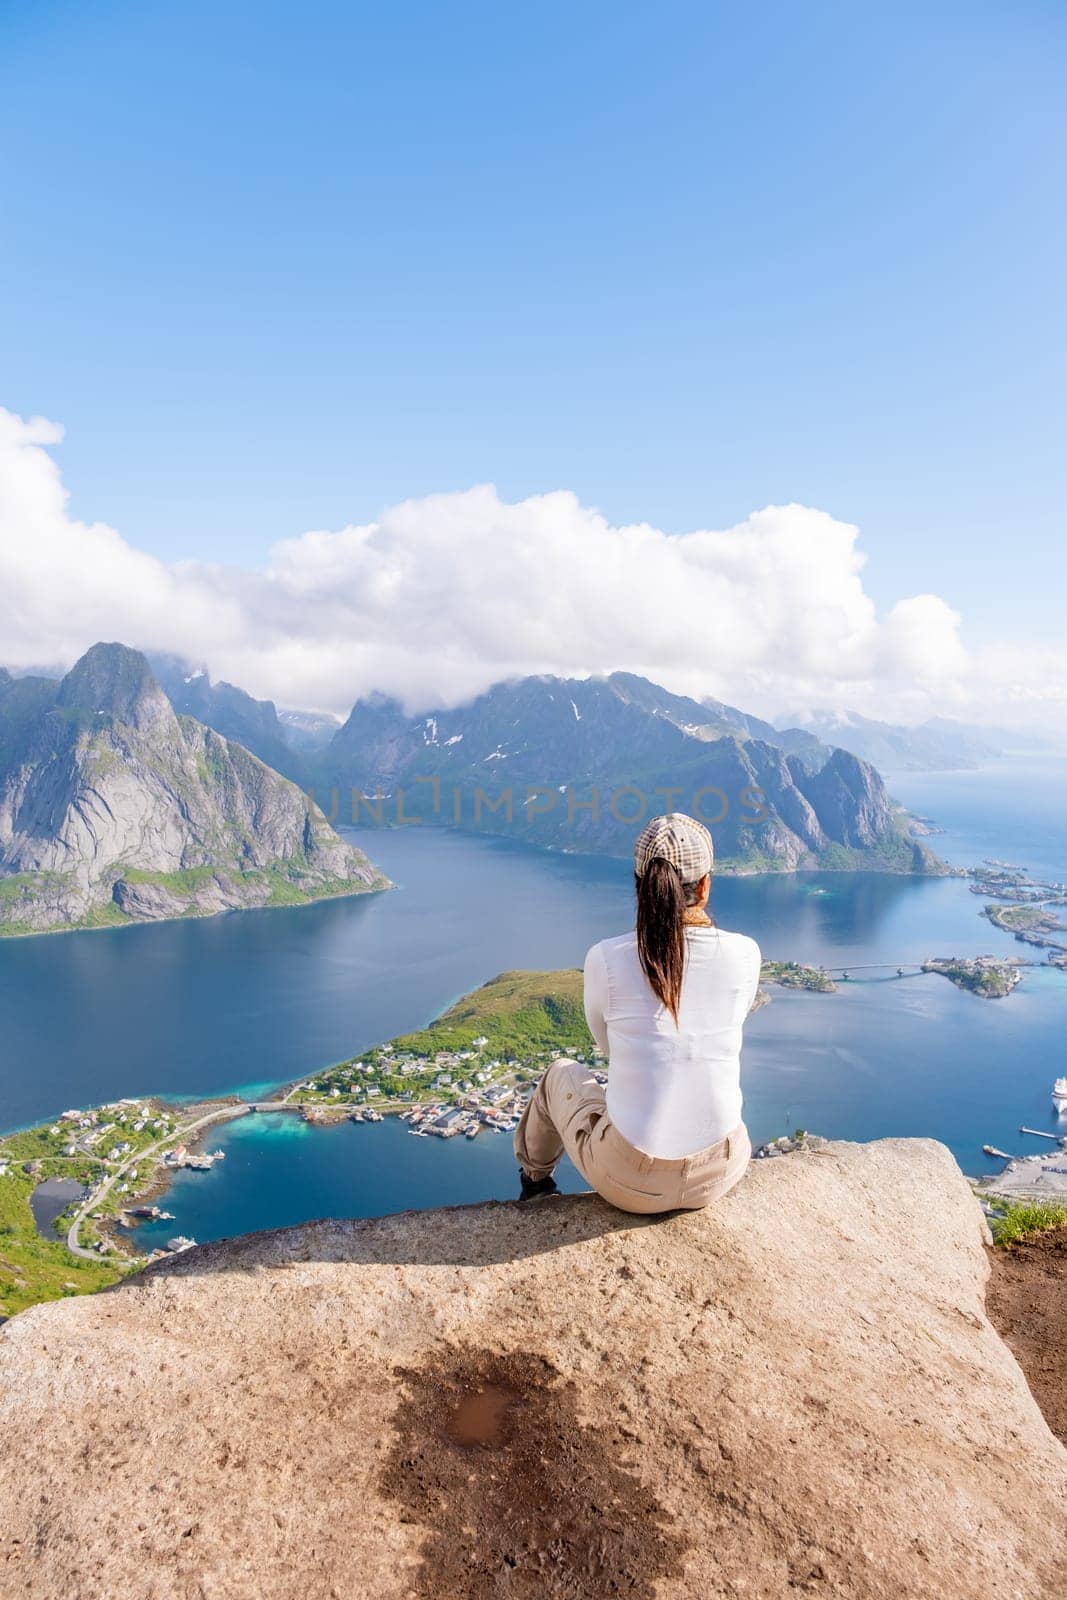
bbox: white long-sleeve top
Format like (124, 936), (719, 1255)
(583, 926), (762, 1159)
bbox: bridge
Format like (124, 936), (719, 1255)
(815, 963), (929, 980)
(820, 963), (924, 974)
(818, 958), (1051, 980)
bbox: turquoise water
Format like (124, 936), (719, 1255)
(131, 1110), (545, 1251)
(2, 760), (1065, 1244)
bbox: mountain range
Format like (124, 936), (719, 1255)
(148, 654), (314, 784)
(778, 709), (1053, 772)
(317, 672), (942, 872)
(0, 645), (387, 936)
(0, 650), (951, 918)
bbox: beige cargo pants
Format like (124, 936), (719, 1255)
(514, 1058), (750, 1215)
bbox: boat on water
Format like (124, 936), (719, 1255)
(167, 1235), (196, 1253)
(1053, 1076), (1067, 1112)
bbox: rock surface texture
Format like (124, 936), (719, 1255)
(1, 1139), (1063, 1599)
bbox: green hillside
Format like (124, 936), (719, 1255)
(389, 969), (592, 1058)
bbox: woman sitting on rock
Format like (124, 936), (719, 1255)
(514, 812), (761, 1213)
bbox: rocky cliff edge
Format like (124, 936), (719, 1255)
(1, 1138), (1064, 1599)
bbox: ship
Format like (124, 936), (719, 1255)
(1053, 1076), (1067, 1112)
(167, 1235), (197, 1253)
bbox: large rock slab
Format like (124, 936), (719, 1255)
(1, 1139), (1063, 1599)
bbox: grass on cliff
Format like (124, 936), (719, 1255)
(0, 872), (46, 903)
(988, 1199), (1067, 1247)
(120, 865), (220, 891)
(0, 872), (134, 937)
(388, 969), (593, 1058)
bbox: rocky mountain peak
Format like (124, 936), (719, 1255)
(1, 640), (388, 934)
(55, 642), (174, 735)
(147, 652), (304, 782)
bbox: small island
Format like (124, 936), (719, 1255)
(760, 960), (838, 993)
(982, 900), (1067, 965)
(921, 956), (1022, 998)
(968, 860), (1067, 901)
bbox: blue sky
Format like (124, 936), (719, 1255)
(0, 0), (1064, 705)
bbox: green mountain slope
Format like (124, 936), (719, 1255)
(388, 969), (591, 1057)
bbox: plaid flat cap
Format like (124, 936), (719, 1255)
(633, 812), (713, 882)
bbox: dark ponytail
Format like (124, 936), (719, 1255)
(635, 858), (688, 1022)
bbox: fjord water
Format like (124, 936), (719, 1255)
(0, 827), (978, 1130)
(884, 756), (1067, 884)
(2, 761), (1065, 1246)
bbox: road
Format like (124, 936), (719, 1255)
(65, 1103), (247, 1261)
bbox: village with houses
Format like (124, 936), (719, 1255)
(289, 1029), (600, 1141)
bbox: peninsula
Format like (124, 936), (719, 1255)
(0, 950), (1034, 1319)
(982, 899), (1067, 966)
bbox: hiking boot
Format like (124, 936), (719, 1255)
(518, 1169), (559, 1202)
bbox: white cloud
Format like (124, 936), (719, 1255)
(0, 406), (1063, 732)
